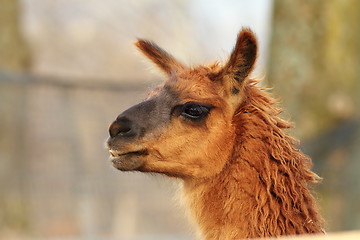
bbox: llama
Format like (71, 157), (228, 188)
(106, 29), (324, 239)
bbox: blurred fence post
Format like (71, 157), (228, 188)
(0, 0), (32, 235)
(0, 0), (31, 70)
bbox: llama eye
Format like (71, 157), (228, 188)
(181, 103), (211, 120)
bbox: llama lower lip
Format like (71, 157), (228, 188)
(109, 150), (147, 171)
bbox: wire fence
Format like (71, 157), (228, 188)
(0, 70), (151, 90)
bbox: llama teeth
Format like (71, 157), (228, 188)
(109, 150), (116, 157)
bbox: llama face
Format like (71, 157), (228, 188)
(107, 29), (257, 179)
(107, 70), (235, 178)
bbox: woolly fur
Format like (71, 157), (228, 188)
(182, 80), (324, 239)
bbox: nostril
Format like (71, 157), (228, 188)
(109, 122), (120, 138)
(109, 117), (135, 138)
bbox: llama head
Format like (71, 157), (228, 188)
(107, 29), (257, 179)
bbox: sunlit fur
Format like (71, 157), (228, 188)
(108, 29), (324, 239)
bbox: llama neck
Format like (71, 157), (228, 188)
(182, 98), (324, 240)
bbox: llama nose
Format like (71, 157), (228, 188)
(109, 117), (137, 138)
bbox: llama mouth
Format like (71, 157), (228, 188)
(108, 149), (147, 171)
(109, 149), (147, 158)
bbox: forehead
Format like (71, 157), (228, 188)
(161, 67), (223, 104)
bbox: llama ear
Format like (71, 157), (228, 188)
(217, 29), (257, 88)
(135, 39), (185, 75)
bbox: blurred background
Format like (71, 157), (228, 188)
(0, 0), (359, 239)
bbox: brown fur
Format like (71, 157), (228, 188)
(182, 81), (324, 239)
(107, 29), (324, 239)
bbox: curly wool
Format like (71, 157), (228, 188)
(183, 80), (324, 239)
